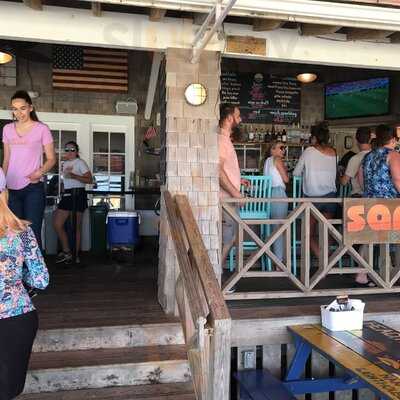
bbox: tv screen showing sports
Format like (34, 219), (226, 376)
(325, 77), (390, 119)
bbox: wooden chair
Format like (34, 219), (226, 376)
(229, 175), (272, 272)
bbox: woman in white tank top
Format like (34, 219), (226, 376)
(263, 142), (289, 262)
(293, 123), (337, 258)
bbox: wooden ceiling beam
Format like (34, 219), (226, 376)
(22, 0), (42, 10)
(332, 0), (400, 6)
(91, 2), (102, 17)
(253, 18), (285, 32)
(389, 32), (400, 43)
(299, 23), (341, 36)
(149, 8), (167, 21)
(193, 13), (208, 26)
(346, 28), (395, 40)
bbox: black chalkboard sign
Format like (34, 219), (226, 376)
(221, 71), (301, 124)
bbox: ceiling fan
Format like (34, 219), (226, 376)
(0, 40), (51, 63)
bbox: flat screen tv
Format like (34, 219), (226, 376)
(325, 77), (390, 119)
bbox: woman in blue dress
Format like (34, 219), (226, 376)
(0, 167), (49, 400)
(356, 124), (400, 286)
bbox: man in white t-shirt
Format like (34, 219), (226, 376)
(339, 127), (372, 197)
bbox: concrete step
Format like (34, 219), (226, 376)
(24, 345), (191, 394)
(19, 382), (196, 399)
(33, 323), (184, 352)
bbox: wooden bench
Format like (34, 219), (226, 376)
(235, 369), (296, 400)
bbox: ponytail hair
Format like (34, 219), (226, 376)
(11, 90), (40, 122)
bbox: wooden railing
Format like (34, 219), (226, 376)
(164, 191), (231, 400)
(221, 197), (400, 300)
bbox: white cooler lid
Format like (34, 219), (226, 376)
(107, 211), (138, 217)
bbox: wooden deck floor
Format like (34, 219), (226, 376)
(35, 238), (400, 329)
(36, 239), (178, 329)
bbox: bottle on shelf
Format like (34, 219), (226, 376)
(248, 125), (254, 142)
(271, 125), (276, 141)
(282, 129), (287, 143)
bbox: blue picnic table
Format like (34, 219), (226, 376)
(236, 321), (400, 400)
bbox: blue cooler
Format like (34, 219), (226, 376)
(107, 211), (140, 246)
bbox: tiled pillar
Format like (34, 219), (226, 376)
(158, 48), (221, 314)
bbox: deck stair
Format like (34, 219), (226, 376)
(18, 321), (194, 399)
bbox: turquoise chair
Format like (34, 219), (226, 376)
(229, 175), (272, 272)
(291, 176), (302, 276)
(339, 183), (352, 198)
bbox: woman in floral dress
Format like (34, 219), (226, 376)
(0, 167), (49, 400)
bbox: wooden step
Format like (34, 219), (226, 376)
(24, 345), (191, 393)
(33, 323), (184, 352)
(19, 382), (196, 399)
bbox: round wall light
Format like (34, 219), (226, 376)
(184, 83), (207, 106)
(0, 51), (13, 65)
(296, 73), (317, 84)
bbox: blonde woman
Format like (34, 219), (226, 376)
(0, 167), (49, 400)
(263, 141), (289, 262)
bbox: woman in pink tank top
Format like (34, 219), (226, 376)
(2, 91), (56, 248)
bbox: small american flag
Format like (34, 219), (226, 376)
(52, 45), (128, 92)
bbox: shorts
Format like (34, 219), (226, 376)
(222, 208), (237, 244)
(305, 191), (337, 215)
(57, 188), (88, 212)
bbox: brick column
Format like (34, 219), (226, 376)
(158, 48), (221, 314)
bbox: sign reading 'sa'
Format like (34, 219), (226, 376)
(344, 199), (400, 245)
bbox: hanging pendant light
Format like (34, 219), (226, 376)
(296, 73), (317, 83)
(0, 51), (13, 64)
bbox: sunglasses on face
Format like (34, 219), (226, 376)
(64, 148), (77, 152)
(278, 146), (286, 151)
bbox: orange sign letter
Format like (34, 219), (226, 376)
(367, 205), (392, 231)
(347, 205), (366, 232)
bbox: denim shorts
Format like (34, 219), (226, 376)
(305, 191), (337, 215)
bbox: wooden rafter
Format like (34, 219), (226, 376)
(91, 2), (102, 17)
(193, 13), (208, 26)
(334, 0), (400, 6)
(253, 18), (284, 32)
(149, 8), (166, 21)
(347, 27), (394, 40)
(22, 0), (42, 10)
(390, 32), (400, 43)
(299, 23), (341, 36)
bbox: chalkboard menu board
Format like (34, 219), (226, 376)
(221, 71), (301, 124)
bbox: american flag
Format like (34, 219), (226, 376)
(52, 45), (128, 92)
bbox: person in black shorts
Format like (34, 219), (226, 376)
(53, 141), (93, 264)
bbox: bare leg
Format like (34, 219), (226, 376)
(53, 209), (71, 253)
(355, 245), (369, 284)
(309, 212), (333, 259)
(221, 238), (235, 269)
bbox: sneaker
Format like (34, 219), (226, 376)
(56, 251), (73, 264)
(75, 256), (81, 264)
